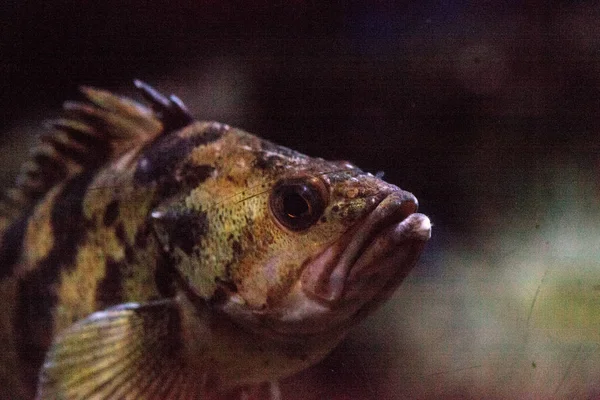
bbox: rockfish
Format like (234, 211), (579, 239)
(0, 81), (431, 399)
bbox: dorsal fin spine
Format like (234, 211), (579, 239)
(0, 84), (169, 227)
(133, 80), (194, 132)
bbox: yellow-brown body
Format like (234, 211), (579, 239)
(0, 83), (430, 399)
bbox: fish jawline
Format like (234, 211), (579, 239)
(231, 212), (431, 337)
(216, 193), (430, 338)
(300, 192), (423, 303)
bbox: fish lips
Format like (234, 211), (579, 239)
(220, 191), (430, 338)
(300, 191), (431, 309)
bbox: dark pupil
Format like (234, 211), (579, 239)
(283, 192), (309, 218)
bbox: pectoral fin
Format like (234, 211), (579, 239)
(37, 299), (200, 399)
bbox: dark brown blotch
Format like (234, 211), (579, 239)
(173, 211), (208, 255)
(124, 245), (136, 264)
(103, 200), (119, 226)
(231, 240), (243, 260)
(153, 209), (208, 256)
(15, 170), (97, 375)
(96, 258), (124, 308)
(46, 170), (96, 270)
(178, 164), (214, 189)
(154, 258), (177, 298)
(32, 152), (69, 188)
(115, 222), (127, 245)
(134, 222), (151, 248)
(133, 124), (224, 187)
(15, 273), (56, 392)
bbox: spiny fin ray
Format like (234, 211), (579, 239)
(0, 81), (193, 227)
(134, 79), (194, 133)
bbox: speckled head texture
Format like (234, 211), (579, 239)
(0, 82), (430, 399)
(146, 120), (431, 337)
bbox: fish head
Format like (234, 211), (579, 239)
(149, 124), (431, 338)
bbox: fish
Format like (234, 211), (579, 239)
(0, 80), (431, 399)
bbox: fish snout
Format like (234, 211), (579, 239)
(300, 188), (428, 305)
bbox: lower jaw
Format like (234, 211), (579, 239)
(343, 235), (427, 305)
(264, 235), (427, 336)
(221, 215), (429, 339)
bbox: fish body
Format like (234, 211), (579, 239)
(0, 82), (431, 399)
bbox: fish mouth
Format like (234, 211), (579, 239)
(219, 189), (430, 339)
(300, 190), (431, 307)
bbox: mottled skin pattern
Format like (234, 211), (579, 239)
(0, 84), (430, 399)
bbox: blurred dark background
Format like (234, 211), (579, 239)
(3, 1), (600, 398)
(7, 1), (600, 232)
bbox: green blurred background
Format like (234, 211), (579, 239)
(3, 1), (600, 398)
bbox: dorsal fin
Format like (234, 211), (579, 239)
(0, 81), (193, 229)
(133, 79), (193, 133)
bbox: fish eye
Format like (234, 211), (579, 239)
(269, 177), (328, 231)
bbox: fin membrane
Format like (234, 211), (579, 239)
(0, 81), (187, 224)
(37, 299), (201, 399)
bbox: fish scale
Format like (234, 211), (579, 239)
(0, 82), (431, 399)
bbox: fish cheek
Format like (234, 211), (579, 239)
(233, 228), (326, 310)
(240, 201), (352, 309)
(226, 218), (289, 309)
(265, 262), (302, 306)
(234, 256), (301, 310)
